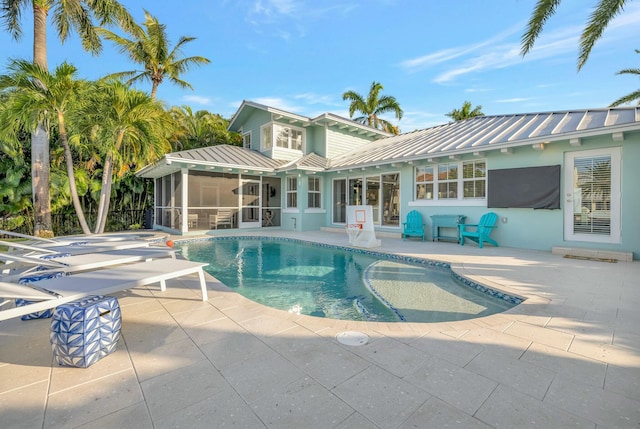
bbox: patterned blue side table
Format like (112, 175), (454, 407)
(50, 295), (121, 368)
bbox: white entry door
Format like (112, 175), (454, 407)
(239, 179), (261, 228)
(564, 147), (621, 243)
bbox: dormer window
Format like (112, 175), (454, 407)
(261, 123), (304, 151)
(242, 132), (251, 149)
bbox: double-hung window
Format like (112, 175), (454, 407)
(286, 177), (297, 208)
(242, 132), (251, 149)
(308, 177), (321, 208)
(438, 163), (458, 199)
(462, 160), (486, 198)
(415, 166), (434, 200)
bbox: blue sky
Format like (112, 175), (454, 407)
(2, 0), (639, 132)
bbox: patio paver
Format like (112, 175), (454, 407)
(1, 229), (639, 428)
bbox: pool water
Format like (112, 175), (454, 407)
(177, 238), (516, 323)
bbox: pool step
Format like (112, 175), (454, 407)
(552, 246), (633, 262)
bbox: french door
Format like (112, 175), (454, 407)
(564, 147), (621, 243)
(239, 179), (261, 228)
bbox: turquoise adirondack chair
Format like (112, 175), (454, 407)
(459, 212), (499, 248)
(402, 210), (425, 241)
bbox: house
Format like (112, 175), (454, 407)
(136, 100), (640, 260)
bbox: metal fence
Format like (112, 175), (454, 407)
(0, 209), (151, 237)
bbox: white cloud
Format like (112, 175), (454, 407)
(293, 92), (339, 106)
(182, 95), (212, 105)
(402, 5), (640, 87)
(253, 97), (302, 113)
(496, 97), (531, 103)
(399, 20), (587, 84)
(247, 0), (357, 40)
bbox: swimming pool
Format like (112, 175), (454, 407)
(177, 237), (520, 323)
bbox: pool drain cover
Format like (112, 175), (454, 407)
(336, 331), (369, 346)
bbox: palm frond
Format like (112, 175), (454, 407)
(579, 0), (627, 70)
(521, 0), (562, 56)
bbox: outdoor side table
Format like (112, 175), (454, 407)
(50, 295), (121, 368)
(431, 214), (466, 242)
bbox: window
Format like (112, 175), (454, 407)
(242, 132), (251, 149)
(286, 176), (297, 208)
(261, 123), (304, 151)
(438, 163), (458, 199)
(462, 160), (486, 198)
(414, 160), (487, 202)
(262, 126), (272, 149)
(308, 177), (321, 208)
(415, 166), (434, 200)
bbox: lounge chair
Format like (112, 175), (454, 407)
(459, 212), (499, 248)
(0, 258), (210, 321)
(0, 229), (148, 244)
(0, 247), (177, 282)
(402, 210), (426, 241)
(0, 239), (151, 256)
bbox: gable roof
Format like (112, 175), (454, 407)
(277, 152), (329, 172)
(228, 100), (392, 140)
(327, 107), (640, 170)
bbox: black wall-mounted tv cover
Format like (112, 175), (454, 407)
(487, 165), (561, 209)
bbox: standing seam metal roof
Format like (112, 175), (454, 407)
(327, 108), (640, 169)
(167, 145), (285, 170)
(137, 107), (640, 178)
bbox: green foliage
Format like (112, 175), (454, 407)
(342, 81), (403, 135)
(0, 152), (32, 215)
(170, 105), (242, 150)
(521, 0), (629, 70)
(96, 10), (211, 99)
(611, 49), (640, 107)
(445, 101), (484, 122)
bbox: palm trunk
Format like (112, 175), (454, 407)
(94, 154), (112, 234)
(94, 154), (114, 234)
(31, 123), (51, 236)
(58, 114), (92, 234)
(150, 81), (159, 101)
(31, 4), (51, 236)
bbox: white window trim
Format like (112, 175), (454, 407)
(242, 131), (252, 149)
(260, 123), (272, 151)
(308, 176), (322, 209)
(286, 176), (298, 209)
(564, 147), (621, 244)
(260, 122), (306, 152)
(413, 159), (487, 204)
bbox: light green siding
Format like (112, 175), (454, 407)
(326, 128), (371, 158)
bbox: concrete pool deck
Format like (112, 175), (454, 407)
(1, 229), (639, 428)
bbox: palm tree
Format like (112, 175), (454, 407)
(342, 81), (403, 135)
(610, 49), (640, 106)
(79, 80), (174, 233)
(0, 59), (92, 234)
(97, 10), (211, 100)
(1, 0), (135, 236)
(445, 101), (485, 121)
(521, 0), (629, 70)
